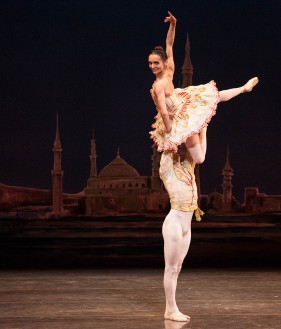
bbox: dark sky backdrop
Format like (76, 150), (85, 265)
(0, 0), (280, 201)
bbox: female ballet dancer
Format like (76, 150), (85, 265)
(148, 11), (258, 322)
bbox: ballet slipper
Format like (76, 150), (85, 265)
(164, 320), (189, 328)
(164, 311), (190, 322)
(243, 77), (259, 92)
(167, 311), (190, 320)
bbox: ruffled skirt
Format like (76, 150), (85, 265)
(149, 80), (220, 152)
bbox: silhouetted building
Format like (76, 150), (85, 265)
(0, 183), (51, 214)
(244, 187), (281, 212)
(207, 147), (241, 212)
(51, 115), (64, 217)
(84, 145), (169, 216)
(89, 132), (97, 178)
(181, 33), (193, 88)
(221, 146), (234, 210)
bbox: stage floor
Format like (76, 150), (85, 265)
(0, 267), (280, 329)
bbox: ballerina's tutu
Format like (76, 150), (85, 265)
(150, 80), (220, 152)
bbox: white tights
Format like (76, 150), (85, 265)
(162, 209), (193, 315)
(219, 86), (245, 102)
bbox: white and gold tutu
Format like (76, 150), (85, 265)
(150, 80), (220, 152)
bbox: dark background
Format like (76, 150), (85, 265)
(0, 0), (280, 202)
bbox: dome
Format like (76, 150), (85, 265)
(99, 154), (140, 178)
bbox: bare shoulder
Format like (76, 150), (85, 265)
(153, 80), (166, 93)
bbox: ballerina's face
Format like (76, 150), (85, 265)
(148, 54), (166, 76)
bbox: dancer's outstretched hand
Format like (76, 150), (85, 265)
(164, 11), (177, 25)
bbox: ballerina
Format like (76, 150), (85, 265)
(149, 11), (258, 157)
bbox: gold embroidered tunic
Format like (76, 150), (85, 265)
(159, 152), (204, 221)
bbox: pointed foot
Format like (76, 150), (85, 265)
(243, 77), (259, 92)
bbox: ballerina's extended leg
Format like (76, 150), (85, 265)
(219, 77), (259, 102)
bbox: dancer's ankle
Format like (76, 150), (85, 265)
(243, 77), (259, 93)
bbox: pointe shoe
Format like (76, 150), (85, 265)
(243, 77), (259, 92)
(164, 311), (190, 322)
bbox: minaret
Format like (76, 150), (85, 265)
(180, 34), (202, 205)
(51, 114), (64, 217)
(181, 33), (193, 88)
(221, 146), (234, 211)
(151, 144), (162, 191)
(89, 130), (97, 178)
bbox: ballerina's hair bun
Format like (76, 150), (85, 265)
(150, 46), (168, 61)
